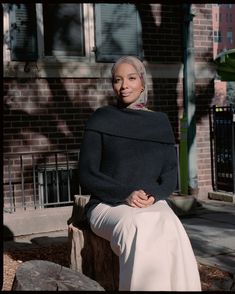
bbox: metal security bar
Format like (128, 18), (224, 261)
(209, 105), (235, 193)
(175, 143), (181, 194)
(4, 150), (81, 212)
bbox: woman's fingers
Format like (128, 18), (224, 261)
(133, 197), (146, 208)
(136, 190), (148, 200)
(126, 190), (155, 208)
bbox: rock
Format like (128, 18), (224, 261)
(12, 259), (105, 291)
(210, 276), (234, 291)
(168, 194), (199, 216)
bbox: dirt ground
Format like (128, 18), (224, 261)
(2, 242), (233, 291)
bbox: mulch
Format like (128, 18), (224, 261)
(2, 242), (233, 291)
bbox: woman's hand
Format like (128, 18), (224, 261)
(125, 190), (155, 208)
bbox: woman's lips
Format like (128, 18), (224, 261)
(120, 92), (131, 97)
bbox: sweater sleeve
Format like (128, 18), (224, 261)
(78, 130), (138, 204)
(142, 143), (178, 201)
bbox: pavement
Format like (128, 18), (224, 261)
(3, 199), (235, 283)
(179, 199), (235, 276)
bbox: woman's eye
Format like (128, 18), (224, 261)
(129, 76), (136, 80)
(114, 78), (121, 83)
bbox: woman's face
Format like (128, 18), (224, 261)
(112, 62), (144, 106)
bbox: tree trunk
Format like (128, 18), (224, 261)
(67, 195), (119, 290)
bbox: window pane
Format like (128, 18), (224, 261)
(43, 4), (84, 56)
(95, 3), (142, 62)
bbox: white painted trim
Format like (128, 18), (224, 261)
(84, 3), (96, 62)
(3, 61), (217, 79)
(36, 3), (44, 59)
(3, 4), (11, 62)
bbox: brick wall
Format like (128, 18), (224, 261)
(4, 3), (225, 209)
(4, 78), (109, 154)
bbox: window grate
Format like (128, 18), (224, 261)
(3, 150), (81, 212)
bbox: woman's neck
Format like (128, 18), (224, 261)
(128, 102), (149, 110)
(118, 101), (149, 110)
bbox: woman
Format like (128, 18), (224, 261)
(78, 56), (201, 291)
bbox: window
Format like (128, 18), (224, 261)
(95, 3), (143, 62)
(43, 4), (85, 57)
(227, 31), (233, 44)
(7, 3), (143, 63)
(38, 164), (79, 208)
(214, 31), (221, 43)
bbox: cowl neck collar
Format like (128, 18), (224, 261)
(85, 105), (175, 144)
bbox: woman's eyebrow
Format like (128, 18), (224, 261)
(114, 72), (138, 77)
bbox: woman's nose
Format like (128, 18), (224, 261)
(121, 79), (128, 89)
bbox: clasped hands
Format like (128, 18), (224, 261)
(125, 189), (155, 208)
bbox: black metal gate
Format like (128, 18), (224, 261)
(209, 105), (235, 193)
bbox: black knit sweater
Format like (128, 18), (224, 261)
(78, 105), (178, 215)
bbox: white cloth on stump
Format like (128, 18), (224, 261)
(88, 200), (202, 291)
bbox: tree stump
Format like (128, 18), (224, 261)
(12, 259), (105, 291)
(67, 195), (119, 291)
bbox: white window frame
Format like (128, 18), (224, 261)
(3, 3), (107, 78)
(36, 3), (95, 62)
(3, 4), (11, 62)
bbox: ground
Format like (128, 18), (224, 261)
(1, 242), (233, 291)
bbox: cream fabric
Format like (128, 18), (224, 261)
(88, 200), (201, 291)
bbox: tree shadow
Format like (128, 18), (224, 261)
(3, 225), (14, 241)
(3, 4), (217, 208)
(137, 3), (183, 140)
(3, 236), (70, 268)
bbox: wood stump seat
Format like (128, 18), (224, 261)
(12, 259), (105, 291)
(67, 195), (119, 291)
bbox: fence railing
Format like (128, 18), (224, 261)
(4, 150), (81, 213)
(209, 105), (235, 193)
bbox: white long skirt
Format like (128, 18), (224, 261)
(88, 200), (201, 291)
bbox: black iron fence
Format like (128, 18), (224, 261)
(209, 105), (235, 193)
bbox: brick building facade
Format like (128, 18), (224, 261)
(212, 3), (235, 57)
(3, 4), (221, 212)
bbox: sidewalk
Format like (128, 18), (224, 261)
(180, 199), (235, 276)
(4, 199), (235, 282)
